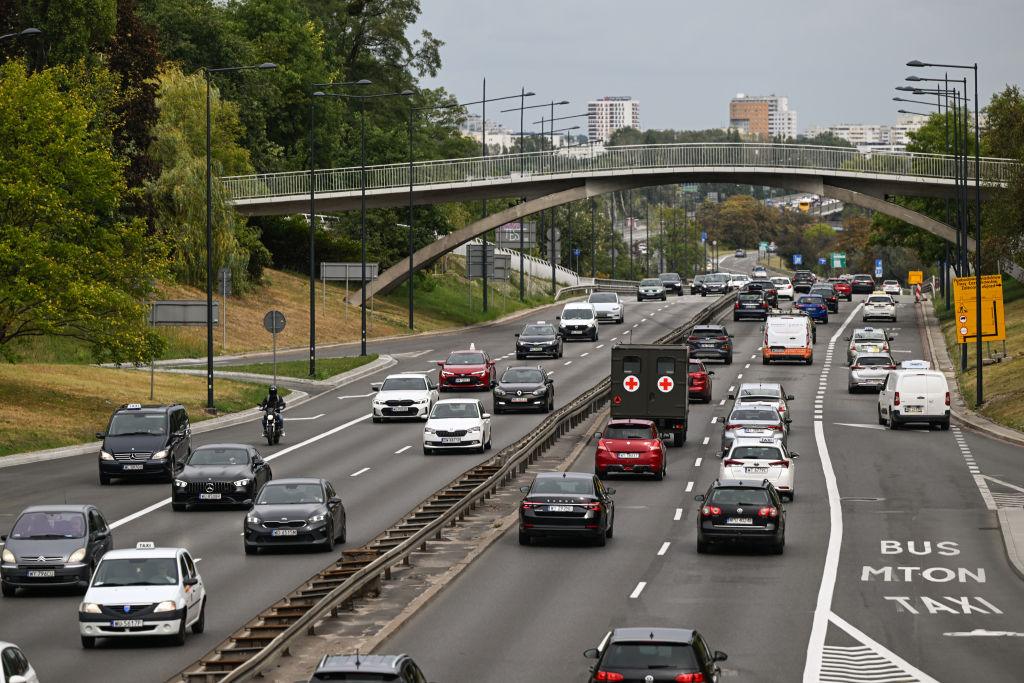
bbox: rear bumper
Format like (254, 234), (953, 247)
(700, 525), (781, 544)
(516, 344), (560, 357)
(689, 347), (730, 360)
(893, 410), (949, 425)
(596, 454), (663, 475)
(763, 347), (812, 361)
(734, 309), (768, 319)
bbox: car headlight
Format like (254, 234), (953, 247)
(80, 602), (102, 614)
(467, 426), (482, 433)
(246, 513), (261, 524)
(494, 388), (506, 396)
(174, 479), (187, 488)
(100, 450), (114, 461)
(372, 399), (385, 406)
(532, 387), (547, 396)
(234, 478), (250, 487)
(153, 600), (178, 613)
(67, 547), (88, 564)
(308, 513), (327, 523)
(414, 398), (429, 404)
(151, 448), (169, 460)
(424, 426), (436, 434)
(2, 548), (15, 564)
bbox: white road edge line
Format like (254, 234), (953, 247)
(350, 467), (371, 477)
(629, 581), (647, 599)
(288, 413), (325, 421)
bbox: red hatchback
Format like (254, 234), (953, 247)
(437, 348), (495, 391)
(595, 419), (666, 480)
(688, 360), (715, 403)
(828, 278), (853, 301)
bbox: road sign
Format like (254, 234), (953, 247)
(907, 271), (923, 285)
(700, 231), (707, 243)
(792, 254), (803, 266)
(320, 262), (379, 282)
(952, 275), (1006, 343)
(263, 310), (286, 333)
(149, 300), (217, 326)
(874, 258), (884, 278)
(656, 376), (674, 393)
(495, 221), (537, 249)
(572, 248), (581, 257)
(817, 257), (827, 266)
(830, 252), (847, 268)
(623, 375), (640, 393)
(466, 244), (510, 279)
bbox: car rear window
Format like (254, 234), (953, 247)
(530, 478), (595, 495)
(602, 642), (698, 670)
(798, 295), (825, 304)
(738, 293), (762, 302)
(710, 488), (772, 505)
(856, 356), (893, 366)
(728, 446), (783, 460)
(311, 675), (398, 682)
(729, 410), (778, 422)
(854, 331), (886, 342)
(691, 327), (724, 338)
(604, 425), (655, 440)
(867, 296), (892, 304)
(739, 386), (781, 398)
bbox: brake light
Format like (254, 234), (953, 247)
(769, 459), (790, 468)
(734, 302), (740, 309)
(675, 674), (705, 683)
(585, 502), (603, 512)
(725, 423), (741, 430)
(885, 364), (896, 369)
(945, 391), (951, 406)
(762, 303), (769, 309)
(521, 501), (541, 510)
(758, 506), (779, 518)
(594, 672), (625, 682)
(722, 459), (742, 466)
(701, 505), (722, 516)
(894, 391), (901, 406)
(766, 424), (783, 431)
(851, 364), (862, 370)
(716, 336), (729, 341)
(687, 335), (698, 342)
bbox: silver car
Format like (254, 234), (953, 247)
(848, 352), (896, 393)
(728, 383), (795, 431)
(636, 278), (667, 301)
(845, 327), (891, 365)
(720, 402), (787, 454)
(587, 291), (624, 324)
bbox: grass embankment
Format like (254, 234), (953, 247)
(215, 355), (378, 381)
(0, 365), (270, 457)
(935, 277), (1024, 431)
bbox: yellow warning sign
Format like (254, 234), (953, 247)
(907, 271), (923, 285)
(952, 275), (1006, 343)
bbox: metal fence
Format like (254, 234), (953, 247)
(222, 143), (1018, 201)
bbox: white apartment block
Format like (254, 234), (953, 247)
(588, 96), (641, 143)
(806, 114), (927, 149)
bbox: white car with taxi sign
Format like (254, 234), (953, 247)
(717, 437), (799, 500)
(79, 542), (206, 648)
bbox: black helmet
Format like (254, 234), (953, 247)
(268, 385), (278, 398)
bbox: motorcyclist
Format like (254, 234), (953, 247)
(259, 385), (286, 435)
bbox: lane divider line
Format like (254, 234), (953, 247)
(657, 542), (671, 556)
(596, 344), (605, 349)
(685, 481), (694, 492)
(350, 467), (371, 477)
(694, 457), (703, 467)
(702, 437), (710, 446)
(629, 581), (647, 599)
(711, 417), (718, 424)
(564, 360), (573, 366)
(674, 508), (683, 521)
(394, 446), (411, 454)
(580, 352), (589, 357)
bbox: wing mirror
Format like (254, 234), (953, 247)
(713, 650), (729, 662)
(514, 332), (520, 337)
(429, 383), (438, 391)
(519, 485), (531, 494)
(436, 360), (445, 367)
(243, 499), (253, 507)
(583, 648), (600, 659)
(482, 412), (491, 419)
(95, 432), (106, 440)
(605, 487), (616, 495)
(694, 494), (705, 502)
(183, 577), (199, 587)
(707, 371), (715, 377)
(786, 394), (795, 400)
(370, 382), (382, 392)
(555, 315), (561, 320)
(888, 335), (895, 341)
(790, 452), (800, 458)
(844, 335), (851, 341)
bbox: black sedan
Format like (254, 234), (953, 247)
(172, 444), (272, 511)
(518, 472), (614, 546)
(493, 366), (554, 414)
(696, 478), (785, 554)
(244, 478), (346, 554)
(515, 322), (562, 359)
(585, 627), (727, 683)
(810, 285), (839, 313)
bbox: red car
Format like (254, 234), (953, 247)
(594, 418), (666, 480)
(828, 278), (853, 301)
(437, 348), (496, 391)
(688, 360), (714, 403)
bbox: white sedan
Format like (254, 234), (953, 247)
(770, 276), (794, 300)
(423, 399), (492, 454)
(863, 294), (897, 322)
(881, 280), (902, 296)
(0, 641), (38, 683)
(370, 374), (437, 422)
(718, 437), (799, 500)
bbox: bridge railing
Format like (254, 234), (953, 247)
(222, 143), (1018, 201)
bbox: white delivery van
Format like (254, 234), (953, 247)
(877, 369), (950, 430)
(761, 314), (814, 365)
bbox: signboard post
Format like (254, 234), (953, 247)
(149, 301), (220, 400)
(218, 267), (231, 351)
(262, 310), (287, 384)
(320, 262), (379, 319)
(952, 275), (1005, 344)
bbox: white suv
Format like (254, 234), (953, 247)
(862, 294), (896, 322)
(79, 542), (206, 648)
(718, 437), (799, 500)
(370, 373), (437, 422)
(558, 302), (599, 341)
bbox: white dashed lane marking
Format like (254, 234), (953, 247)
(694, 457), (703, 467)
(596, 344), (605, 349)
(350, 467), (371, 477)
(564, 360), (573, 366)
(719, 399), (726, 405)
(674, 508), (683, 521)
(745, 363), (750, 369)
(629, 582), (647, 599)
(711, 417), (718, 424)
(657, 542), (671, 556)
(702, 436), (710, 445)
(685, 481), (694, 492)
(580, 352), (589, 357)
(395, 446), (411, 454)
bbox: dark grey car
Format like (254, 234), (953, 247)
(1, 505), (113, 596)
(493, 366), (554, 414)
(172, 444), (273, 511)
(244, 478), (346, 554)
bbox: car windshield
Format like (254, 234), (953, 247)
(738, 293), (762, 302)
(729, 446), (784, 460)
(256, 483), (324, 505)
(710, 488), (772, 506)
(659, 273), (681, 281)
(884, 280), (899, 285)
(10, 511), (86, 539)
(730, 410), (778, 422)
(92, 557), (178, 587)
(529, 477), (595, 495)
(562, 308), (594, 320)
(188, 447), (250, 466)
(380, 377), (427, 391)
(107, 412), (166, 436)
(447, 352), (485, 365)
(706, 274), (730, 283)
(867, 296), (892, 304)
(811, 288), (832, 296)
(854, 330), (887, 342)
(640, 279), (661, 287)
(430, 402), (480, 419)
(693, 276), (706, 284)
(604, 425), (654, 440)
(856, 356), (893, 366)
(601, 642), (698, 670)
(589, 293), (617, 303)
(502, 368), (544, 384)
(522, 325), (556, 336)
(798, 296), (825, 304)
(739, 386), (781, 398)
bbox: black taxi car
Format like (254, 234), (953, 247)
(96, 403), (192, 485)
(695, 478), (786, 554)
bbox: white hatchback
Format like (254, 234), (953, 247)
(370, 373), (437, 421)
(770, 277), (794, 300)
(863, 294), (897, 322)
(423, 399), (492, 454)
(718, 438), (799, 500)
(882, 280), (902, 296)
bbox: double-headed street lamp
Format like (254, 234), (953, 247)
(203, 61), (277, 411)
(539, 124), (580, 293)
(0, 27), (42, 44)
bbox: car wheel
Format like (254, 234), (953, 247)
(477, 443), (486, 454)
(493, 407), (503, 415)
(1, 582), (15, 598)
(725, 354), (733, 365)
(518, 531), (531, 546)
(423, 447), (433, 455)
(848, 385), (856, 394)
(772, 538), (786, 555)
(99, 473), (111, 486)
(594, 532), (607, 547)
(606, 522), (615, 538)
(697, 540), (709, 554)
(806, 357), (813, 365)
(81, 636), (96, 649)
(516, 354), (524, 360)
(888, 414), (900, 430)
(733, 314), (739, 321)
(321, 524), (335, 552)
(636, 297), (642, 302)
(172, 503), (187, 512)
(701, 292), (707, 297)
(485, 435), (492, 450)
(661, 295), (667, 301)
(877, 407), (886, 425)
(557, 348), (563, 358)
(372, 416), (382, 423)
(191, 599), (206, 634)
(823, 316), (829, 324)
(244, 543), (257, 555)
(762, 356), (769, 365)
(654, 465), (665, 481)
(788, 491), (796, 502)
(338, 523), (347, 543)
(941, 420), (950, 431)
(171, 616), (187, 646)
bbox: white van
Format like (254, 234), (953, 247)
(761, 314), (814, 365)
(877, 370), (950, 430)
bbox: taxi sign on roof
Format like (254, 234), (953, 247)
(135, 541), (155, 549)
(126, 403), (142, 410)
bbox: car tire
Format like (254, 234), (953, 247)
(941, 420), (950, 431)
(661, 295), (667, 301)
(725, 354), (733, 365)
(99, 473), (111, 486)
(762, 356), (769, 365)
(321, 525), (335, 552)
(557, 348), (563, 358)
(772, 539), (786, 555)
(848, 385), (856, 394)
(877, 407), (886, 425)
(1, 582), (14, 598)
(244, 543), (257, 555)
(81, 636), (96, 649)
(516, 354), (524, 360)
(477, 443), (486, 454)
(372, 416), (382, 423)
(338, 523), (347, 544)
(788, 491), (795, 502)
(191, 599), (206, 634)
(596, 467), (607, 480)
(485, 435), (492, 450)
(701, 292), (707, 297)
(733, 314), (739, 321)
(172, 503), (187, 512)
(594, 532), (607, 547)
(697, 540), (709, 554)
(888, 414), (900, 430)
(171, 617), (186, 646)
(423, 447), (433, 456)
(518, 531), (531, 546)
(606, 522), (615, 538)
(636, 297), (642, 302)
(654, 465), (665, 481)
(806, 357), (813, 365)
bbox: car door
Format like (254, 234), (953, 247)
(87, 510), (112, 564)
(594, 476), (614, 526)
(181, 552), (202, 624)
(251, 450), (270, 487)
(325, 482), (344, 529)
(176, 409), (192, 466)
(878, 373), (892, 415)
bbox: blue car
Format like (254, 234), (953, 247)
(794, 295), (829, 323)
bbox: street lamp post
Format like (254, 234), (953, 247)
(0, 27), (42, 44)
(203, 62), (276, 411)
(591, 198), (597, 279)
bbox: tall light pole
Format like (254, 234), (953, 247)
(309, 80), (371, 375)
(204, 61), (276, 411)
(543, 124), (580, 293)
(0, 27), (42, 44)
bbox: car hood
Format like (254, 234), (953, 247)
(442, 364), (486, 373)
(251, 502), (324, 521)
(85, 584), (181, 605)
(5, 536), (87, 562)
(375, 390), (431, 401)
(101, 434), (169, 453)
(426, 417), (482, 430)
(179, 464), (251, 481)
(497, 382), (544, 393)
(560, 318), (594, 325)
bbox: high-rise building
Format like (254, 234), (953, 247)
(729, 94), (798, 139)
(588, 96), (641, 143)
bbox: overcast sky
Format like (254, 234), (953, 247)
(412, 0), (1023, 133)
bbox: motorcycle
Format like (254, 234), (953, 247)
(262, 408), (283, 445)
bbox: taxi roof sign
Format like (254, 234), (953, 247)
(126, 403), (142, 410)
(136, 541), (156, 549)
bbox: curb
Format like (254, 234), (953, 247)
(997, 509), (1024, 582)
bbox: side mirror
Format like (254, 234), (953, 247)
(0, 534), (6, 542)
(594, 432), (602, 440)
(243, 499), (253, 507)
(436, 360), (445, 367)
(606, 487), (616, 495)
(583, 648), (600, 660)
(482, 413), (491, 419)
(728, 334), (735, 338)
(786, 394), (795, 401)
(370, 383), (382, 392)
(708, 371), (715, 377)
(555, 315), (561, 320)
(329, 496), (342, 505)
(728, 393), (735, 400)
(784, 417), (793, 423)
(714, 650), (728, 662)
(10, 675), (28, 683)
(519, 485), (530, 494)
(429, 383), (438, 391)
(790, 452), (800, 458)
(183, 577), (199, 587)
(694, 494), (705, 502)
(514, 333), (520, 337)
(95, 432), (106, 440)
(844, 336), (850, 341)
(888, 335), (895, 341)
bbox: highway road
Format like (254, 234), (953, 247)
(0, 285), (715, 681)
(384, 290), (1024, 681)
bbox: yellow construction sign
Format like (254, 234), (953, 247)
(907, 271), (923, 285)
(952, 275), (1006, 343)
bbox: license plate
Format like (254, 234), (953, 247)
(271, 529), (298, 537)
(199, 493), (221, 500)
(441, 436), (462, 443)
(742, 428), (767, 434)
(122, 464), (144, 470)
(511, 397), (528, 403)
(547, 505), (574, 512)
(904, 405), (923, 413)
(570, 330), (583, 335)
(530, 347), (543, 351)
(390, 406), (410, 412)
(726, 517), (753, 525)
(700, 342), (715, 347)
(618, 453), (640, 459)
(110, 619), (144, 627)
(27, 570), (55, 578)
(745, 467), (769, 473)
(455, 377), (470, 383)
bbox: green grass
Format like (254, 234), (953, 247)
(385, 270), (553, 327)
(214, 355), (378, 381)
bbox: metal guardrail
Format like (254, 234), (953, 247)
(177, 293), (738, 683)
(221, 143), (1018, 201)
(555, 278), (641, 300)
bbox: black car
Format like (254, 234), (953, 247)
(309, 654), (430, 683)
(689, 274), (707, 295)
(658, 272), (684, 295)
(851, 273), (876, 294)
(744, 279), (778, 307)
(172, 444), (273, 511)
(792, 270), (815, 293)
(733, 291), (769, 321)
(810, 284), (839, 312)
(584, 627), (727, 683)
(515, 322), (562, 359)
(96, 403), (191, 485)
(1, 505), (113, 596)
(244, 478), (346, 554)
(699, 273), (730, 296)
(686, 324), (734, 364)
(493, 366), (554, 414)
(518, 472), (615, 546)
(695, 478), (786, 554)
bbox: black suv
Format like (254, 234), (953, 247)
(658, 272), (684, 295)
(792, 270), (815, 293)
(309, 654), (431, 683)
(96, 403), (191, 485)
(515, 321), (563, 359)
(695, 478), (786, 554)
(810, 284), (839, 312)
(1, 504), (113, 596)
(518, 472), (615, 546)
(733, 290), (769, 321)
(689, 274), (707, 295)
(686, 324), (734, 364)
(585, 627), (727, 683)
(851, 273), (876, 294)
(744, 279), (778, 307)
(493, 365), (554, 414)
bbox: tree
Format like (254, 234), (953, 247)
(0, 61), (163, 362)
(981, 86), (1024, 269)
(11, 0), (117, 68)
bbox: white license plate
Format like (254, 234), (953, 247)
(441, 437), (462, 443)
(700, 342), (715, 347)
(530, 347), (543, 351)
(454, 377), (470, 383)
(570, 330), (583, 335)
(511, 397), (529, 403)
(742, 428), (768, 434)
(122, 464), (144, 470)
(199, 493), (222, 500)
(27, 570), (55, 578)
(618, 453), (640, 459)
(272, 529), (298, 537)
(110, 619), (144, 627)
(745, 467), (769, 473)
(390, 406), (410, 412)
(726, 517), (754, 525)
(547, 505), (574, 512)
(904, 405), (924, 413)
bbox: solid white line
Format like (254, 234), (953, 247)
(580, 352), (589, 357)
(685, 481), (694, 492)
(629, 582), (647, 599)
(596, 344), (605, 349)
(338, 392), (374, 399)
(694, 457), (703, 467)
(350, 467), (371, 477)
(564, 360), (573, 366)
(657, 542), (671, 556)
(288, 413), (325, 421)
(674, 508), (683, 520)
(702, 436), (710, 445)
(109, 498), (170, 530)
(395, 445), (411, 454)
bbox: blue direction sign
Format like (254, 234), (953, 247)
(572, 248), (581, 256)
(701, 231), (708, 243)
(874, 258), (884, 278)
(792, 254), (803, 266)
(818, 257), (827, 265)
